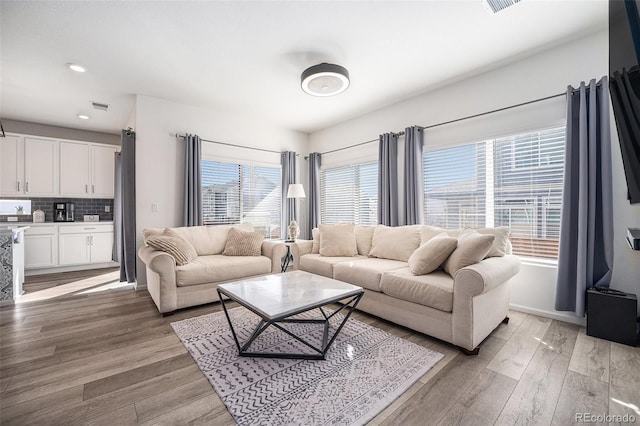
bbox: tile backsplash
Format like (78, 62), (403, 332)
(0, 197), (114, 222)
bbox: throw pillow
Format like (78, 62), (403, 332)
(222, 227), (265, 256)
(319, 224), (358, 257)
(369, 225), (422, 262)
(476, 227), (511, 257)
(408, 234), (458, 275)
(146, 231), (198, 266)
(442, 230), (495, 276)
(355, 225), (376, 256)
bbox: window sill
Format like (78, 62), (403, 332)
(518, 256), (558, 269)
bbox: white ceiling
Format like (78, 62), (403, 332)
(0, 0), (607, 136)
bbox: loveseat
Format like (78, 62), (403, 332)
(292, 224), (521, 353)
(138, 223), (287, 314)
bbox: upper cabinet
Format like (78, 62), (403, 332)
(0, 133), (118, 199)
(0, 136), (57, 196)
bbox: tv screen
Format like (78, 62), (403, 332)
(610, 0), (640, 204)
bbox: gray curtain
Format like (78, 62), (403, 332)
(555, 77), (613, 317)
(308, 152), (321, 237)
(378, 132), (399, 226)
(183, 134), (202, 227)
(404, 126), (425, 225)
(116, 129), (136, 284)
(281, 151), (297, 239)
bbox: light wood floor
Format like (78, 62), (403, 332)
(1, 268), (638, 425)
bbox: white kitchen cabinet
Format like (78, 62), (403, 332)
(24, 137), (58, 196)
(24, 226), (58, 269)
(59, 142), (116, 198)
(0, 135), (24, 195)
(59, 141), (90, 197)
(58, 224), (114, 266)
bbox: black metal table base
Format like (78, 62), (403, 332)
(218, 290), (363, 360)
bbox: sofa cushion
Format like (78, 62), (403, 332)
(299, 253), (366, 278)
(175, 254), (271, 287)
(408, 234), (457, 275)
(311, 228), (320, 254)
(222, 228), (265, 256)
(170, 223), (254, 256)
(380, 268), (454, 312)
(355, 225), (376, 256)
(475, 227), (511, 257)
(420, 225), (448, 244)
(369, 225), (422, 262)
(442, 230), (495, 276)
(333, 258), (407, 292)
(146, 232), (198, 266)
(319, 224), (358, 257)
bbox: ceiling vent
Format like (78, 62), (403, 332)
(483, 0), (521, 14)
(91, 102), (109, 111)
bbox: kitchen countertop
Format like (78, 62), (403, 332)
(0, 225), (30, 236)
(3, 221), (114, 226)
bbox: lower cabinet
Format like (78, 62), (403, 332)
(24, 226), (58, 269)
(59, 224), (114, 266)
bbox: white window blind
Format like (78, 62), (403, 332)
(423, 126), (565, 259)
(202, 160), (281, 238)
(320, 162), (378, 225)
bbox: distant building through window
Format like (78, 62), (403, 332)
(423, 126), (565, 259)
(320, 161), (378, 226)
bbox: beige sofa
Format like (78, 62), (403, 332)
(138, 224), (287, 314)
(292, 224), (521, 353)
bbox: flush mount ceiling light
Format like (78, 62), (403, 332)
(77, 114), (90, 120)
(301, 63), (350, 97)
(66, 63), (86, 73)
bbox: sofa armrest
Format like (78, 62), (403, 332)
(261, 240), (287, 273)
(453, 255), (521, 298)
(291, 240), (313, 270)
(138, 246), (178, 313)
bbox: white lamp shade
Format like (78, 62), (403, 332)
(286, 183), (306, 199)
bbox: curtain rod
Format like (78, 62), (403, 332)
(309, 86), (595, 158)
(173, 133), (287, 155)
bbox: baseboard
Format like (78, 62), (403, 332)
(509, 303), (586, 326)
(134, 282), (146, 291)
(25, 262), (120, 276)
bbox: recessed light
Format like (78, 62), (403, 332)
(67, 63), (86, 73)
(77, 114), (90, 120)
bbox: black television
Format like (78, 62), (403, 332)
(610, 0), (640, 204)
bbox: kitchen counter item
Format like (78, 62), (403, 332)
(33, 209), (45, 223)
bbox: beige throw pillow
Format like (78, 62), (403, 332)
(146, 229), (198, 266)
(355, 225), (375, 256)
(476, 227), (511, 257)
(442, 230), (495, 276)
(311, 228), (320, 254)
(222, 228), (265, 256)
(319, 224), (358, 257)
(369, 225), (422, 262)
(408, 234), (458, 275)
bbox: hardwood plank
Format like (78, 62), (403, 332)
(551, 370), (609, 425)
(437, 369), (517, 425)
(0, 385), (84, 425)
(379, 335), (507, 426)
(495, 320), (579, 425)
(486, 315), (552, 380)
(85, 403), (138, 426)
(491, 309), (528, 341)
(568, 327), (610, 383)
(0, 374), (12, 393)
(609, 342), (640, 420)
(134, 377), (215, 423)
(138, 394), (227, 426)
(0, 345), (56, 368)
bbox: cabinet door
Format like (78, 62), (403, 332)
(91, 145), (116, 198)
(90, 232), (114, 263)
(0, 135), (24, 195)
(59, 234), (91, 265)
(59, 141), (90, 197)
(24, 235), (58, 269)
(24, 137), (58, 196)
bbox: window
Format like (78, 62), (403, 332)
(320, 161), (378, 225)
(201, 160), (281, 238)
(423, 126), (565, 259)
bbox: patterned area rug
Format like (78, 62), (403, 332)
(171, 307), (443, 426)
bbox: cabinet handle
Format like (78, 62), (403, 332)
(25, 182), (29, 192)
(92, 184), (95, 193)
(90, 236), (93, 245)
(17, 182), (20, 192)
(87, 236), (90, 246)
(84, 227), (96, 230)
(85, 184), (88, 193)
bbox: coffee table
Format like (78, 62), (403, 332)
(217, 270), (364, 360)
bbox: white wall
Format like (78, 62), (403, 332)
(310, 30), (640, 322)
(135, 95), (308, 287)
